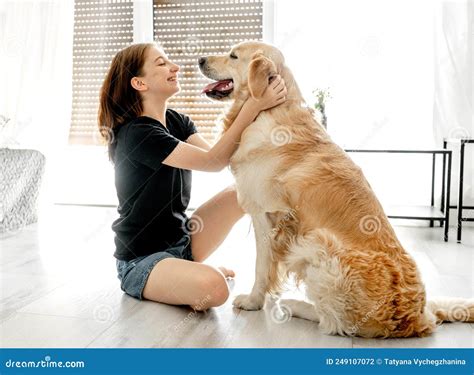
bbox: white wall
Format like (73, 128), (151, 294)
(272, 0), (440, 208)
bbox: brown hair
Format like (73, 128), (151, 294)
(98, 42), (156, 162)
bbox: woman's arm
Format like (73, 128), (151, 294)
(163, 76), (286, 172)
(186, 133), (211, 151)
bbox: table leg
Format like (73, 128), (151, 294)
(430, 154), (435, 227)
(444, 151), (452, 242)
(441, 141), (447, 227)
(457, 142), (465, 243)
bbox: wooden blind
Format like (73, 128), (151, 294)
(69, 0), (134, 145)
(153, 0), (263, 142)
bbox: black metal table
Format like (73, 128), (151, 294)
(442, 138), (474, 243)
(345, 149), (452, 241)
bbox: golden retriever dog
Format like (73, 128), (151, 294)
(199, 41), (474, 338)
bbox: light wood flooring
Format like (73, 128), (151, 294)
(1, 205), (473, 348)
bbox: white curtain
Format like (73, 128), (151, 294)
(433, 0), (473, 211)
(273, 0), (437, 207)
(0, 0), (74, 155)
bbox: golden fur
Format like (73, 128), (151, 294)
(200, 41), (474, 338)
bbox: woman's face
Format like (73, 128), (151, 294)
(136, 46), (180, 99)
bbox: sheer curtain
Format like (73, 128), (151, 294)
(0, 0), (74, 210)
(0, 0), (74, 154)
(433, 0), (473, 212)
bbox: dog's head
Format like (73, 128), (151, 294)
(199, 41), (284, 101)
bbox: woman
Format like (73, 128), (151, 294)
(98, 42), (287, 311)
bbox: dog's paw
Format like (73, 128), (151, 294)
(232, 293), (264, 311)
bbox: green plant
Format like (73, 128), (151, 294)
(312, 88), (331, 129)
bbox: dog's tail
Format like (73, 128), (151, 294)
(408, 298), (474, 337)
(427, 298), (474, 323)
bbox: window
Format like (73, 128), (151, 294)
(69, 0), (134, 145)
(153, 0), (263, 142)
(69, 0), (263, 145)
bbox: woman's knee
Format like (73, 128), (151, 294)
(223, 185), (245, 216)
(223, 185), (239, 204)
(192, 270), (229, 310)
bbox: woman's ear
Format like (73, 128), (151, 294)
(248, 52), (278, 99)
(130, 77), (147, 91)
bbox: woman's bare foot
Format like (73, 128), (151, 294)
(218, 266), (235, 279)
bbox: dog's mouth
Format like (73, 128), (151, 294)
(201, 79), (234, 99)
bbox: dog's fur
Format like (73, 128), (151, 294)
(199, 41), (474, 338)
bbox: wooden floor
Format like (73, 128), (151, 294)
(1, 205), (473, 348)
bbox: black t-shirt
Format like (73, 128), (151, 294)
(112, 109), (198, 261)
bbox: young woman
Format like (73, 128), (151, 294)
(98, 43), (287, 311)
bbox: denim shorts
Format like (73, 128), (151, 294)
(116, 234), (194, 300)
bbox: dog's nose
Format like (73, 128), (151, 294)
(198, 57), (207, 67)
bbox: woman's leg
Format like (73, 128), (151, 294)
(189, 185), (245, 263)
(143, 185), (245, 310)
(142, 258), (230, 310)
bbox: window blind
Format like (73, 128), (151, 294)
(153, 0), (263, 142)
(69, 0), (134, 145)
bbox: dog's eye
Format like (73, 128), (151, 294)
(230, 53), (238, 59)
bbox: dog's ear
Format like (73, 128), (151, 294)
(248, 51), (278, 99)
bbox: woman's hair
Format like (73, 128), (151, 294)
(98, 42), (156, 162)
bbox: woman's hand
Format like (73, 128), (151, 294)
(247, 75), (287, 113)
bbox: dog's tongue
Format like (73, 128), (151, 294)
(202, 79), (233, 93)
